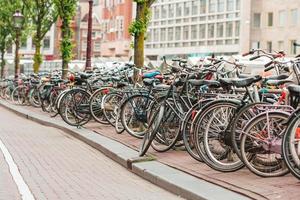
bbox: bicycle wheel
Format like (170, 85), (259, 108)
(102, 92), (123, 126)
(230, 102), (267, 159)
(89, 87), (111, 124)
(240, 111), (289, 177)
(139, 103), (165, 157)
(150, 100), (182, 152)
(29, 87), (41, 107)
(59, 89), (91, 126)
(120, 94), (155, 139)
(202, 101), (244, 172)
(282, 113), (300, 180)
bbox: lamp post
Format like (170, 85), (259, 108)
(13, 10), (24, 79)
(85, 0), (93, 71)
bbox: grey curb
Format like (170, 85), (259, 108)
(0, 100), (251, 200)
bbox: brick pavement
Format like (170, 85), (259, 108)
(0, 150), (21, 200)
(0, 107), (183, 200)
(4, 104), (300, 200)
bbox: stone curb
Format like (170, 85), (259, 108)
(0, 100), (251, 200)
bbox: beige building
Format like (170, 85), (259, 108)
(144, 0), (300, 59)
(249, 0), (300, 56)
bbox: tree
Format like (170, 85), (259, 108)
(23, 0), (58, 73)
(54, 0), (77, 79)
(0, 0), (29, 78)
(129, 0), (156, 81)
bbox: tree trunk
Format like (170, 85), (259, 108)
(133, 3), (147, 82)
(0, 49), (5, 79)
(33, 40), (42, 74)
(61, 19), (69, 80)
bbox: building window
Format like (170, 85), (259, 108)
(161, 5), (167, 19)
(43, 37), (50, 50)
(200, 0), (206, 14)
(199, 24), (206, 39)
(184, 2), (190, 16)
(217, 0), (224, 12)
(278, 41), (284, 50)
(160, 28), (166, 41)
(176, 3), (182, 17)
(191, 25), (197, 39)
(154, 6), (160, 19)
(94, 41), (101, 51)
(175, 27), (181, 40)
(235, 21), (240, 36)
(208, 23), (215, 38)
(236, 0), (241, 10)
(278, 10), (286, 27)
(21, 40), (27, 49)
(183, 26), (189, 40)
(268, 12), (273, 27)
(291, 9), (298, 26)
(267, 41), (272, 53)
(217, 23), (224, 38)
(253, 13), (261, 28)
(209, 0), (216, 13)
(154, 29), (159, 41)
(226, 22), (233, 37)
(291, 40), (297, 55)
(191, 1), (198, 15)
(227, 0), (234, 12)
(168, 4), (174, 18)
(168, 28), (174, 41)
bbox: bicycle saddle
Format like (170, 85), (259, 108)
(143, 78), (160, 87)
(288, 84), (300, 94)
(189, 79), (221, 88)
(265, 74), (289, 80)
(266, 79), (293, 86)
(231, 75), (262, 88)
(79, 72), (93, 79)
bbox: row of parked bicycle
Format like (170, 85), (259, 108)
(1, 49), (300, 180)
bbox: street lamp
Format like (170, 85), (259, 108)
(85, 0), (93, 71)
(13, 10), (24, 79)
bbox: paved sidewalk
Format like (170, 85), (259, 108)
(2, 101), (300, 200)
(0, 107), (183, 200)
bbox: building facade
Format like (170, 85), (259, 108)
(145, 0), (242, 59)
(100, 0), (133, 58)
(249, 0), (300, 56)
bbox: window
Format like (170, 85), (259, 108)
(278, 10), (286, 27)
(154, 6), (160, 19)
(291, 9), (298, 25)
(217, 23), (224, 38)
(268, 12), (273, 27)
(209, 0), (216, 13)
(199, 24), (206, 38)
(183, 26), (189, 40)
(200, 0), (206, 14)
(43, 37), (50, 50)
(217, 0), (224, 12)
(168, 28), (174, 41)
(236, 0), (241, 10)
(227, 0), (234, 12)
(253, 13), (261, 27)
(154, 29), (159, 41)
(278, 41), (284, 50)
(267, 41), (272, 53)
(235, 21), (240, 36)
(176, 3), (182, 17)
(168, 4), (174, 18)
(175, 27), (181, 40)
(191, 1), (198, 15)
(21, 40), (27, 49)
(291, 40), (297, 54)
(94, 41), (101, 51)
(160, 28), (166, 41)
(226, 22), (233, 37)
(208, 23), (215, 38)
(161, 5), (167, 19)
(191, 25), (197, 39)
(184, 2), (190, 16)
